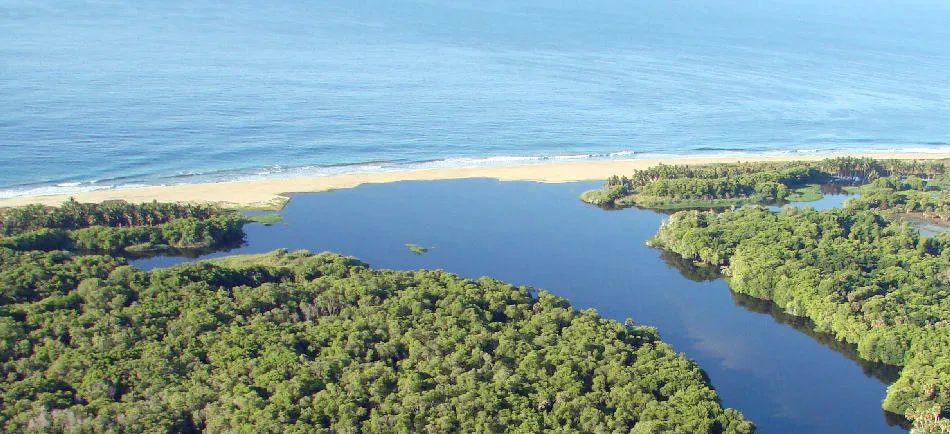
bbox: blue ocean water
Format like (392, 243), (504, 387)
(2, 0), (950, 198)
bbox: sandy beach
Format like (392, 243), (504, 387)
(3, 153), (949, 210)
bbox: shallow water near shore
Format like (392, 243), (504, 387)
(135, 179), (906, 433)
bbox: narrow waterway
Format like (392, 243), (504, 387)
(134, 179), (906, 433)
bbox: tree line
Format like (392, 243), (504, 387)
(0, 200), (244, 254)
(581, 162), (825, 208)
(581, 157), (948, 210)
(0, 199), (224, 236)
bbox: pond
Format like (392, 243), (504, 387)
(903, 215), (950, 238)
(134, 179), (906, 433)
(769, 182), (858, 212)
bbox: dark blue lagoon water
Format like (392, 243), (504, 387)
(3, 0), (950, 198)
(135, 180), (906, 433)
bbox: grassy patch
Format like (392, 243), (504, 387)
(616, 194), (751, 211)
(227, 196), (291, 212)
(124, 243), (171, 253)
(206, 248), (314, 268)
(246, 213), (283, 225)
(785, 184), (823, 202)
(849, 185), (868, 194)
(580, 189), (615, 206)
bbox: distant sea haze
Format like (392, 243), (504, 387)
(2, 0), (950, 199)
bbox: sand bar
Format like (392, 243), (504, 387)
(3, 153), (950, 210)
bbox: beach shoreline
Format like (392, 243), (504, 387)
(4, 153), (949, 210)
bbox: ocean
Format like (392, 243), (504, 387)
(2, 0), (950, 199)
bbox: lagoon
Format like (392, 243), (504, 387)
(135, 179), (906, 432)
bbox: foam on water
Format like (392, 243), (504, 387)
(5, 145), (950, 200)
(0, 182), (150, 200)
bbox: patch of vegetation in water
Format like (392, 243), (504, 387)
(405, 243), (429, 254)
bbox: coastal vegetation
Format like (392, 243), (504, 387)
(604, 157), (950, 432)
(849, 179), (950, 223)
(649, 205), (950, 431)
(0, 199), (245, 254)
(0, 201), (754, 433)
(0, 199), (226, 235)
(581, 157), (948, 211)
(580, 162), (828, 209)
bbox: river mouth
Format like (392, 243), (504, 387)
(132, 179), (908, 433)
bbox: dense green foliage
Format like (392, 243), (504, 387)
(581, 162), (826, 209)
(848, 177), (950, 223)
(812, 157), (947, 182)
(0, 248), (754, 433)
(582, 157), (948, 210)
(650, 205), (950, 432)
(0, 199), (224, 236)
(0, 248), (127, 305)
(0, 200), (245, 253)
